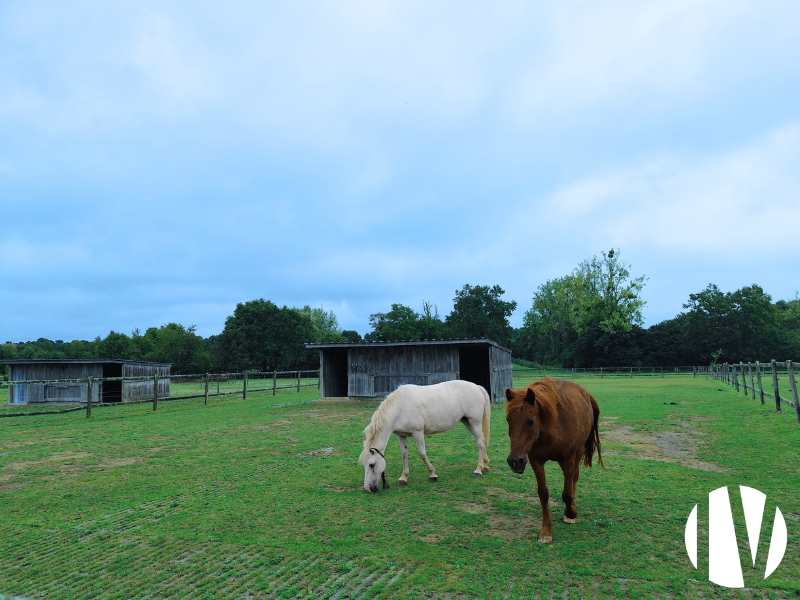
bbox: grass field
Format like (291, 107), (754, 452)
(1, 376), (799, 599)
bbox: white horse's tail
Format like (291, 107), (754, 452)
(481, 387), (491, 445)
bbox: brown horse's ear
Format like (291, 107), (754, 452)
(504, 388), (515, 402)
(524, 388), (536, 406)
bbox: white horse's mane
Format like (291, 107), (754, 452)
(362, 387), (403, 450)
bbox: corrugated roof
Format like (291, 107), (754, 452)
(305, 338), (511, 352)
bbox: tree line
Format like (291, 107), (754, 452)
(3, 250), (798, 376)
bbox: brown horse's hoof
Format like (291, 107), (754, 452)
(563, 516), (577, 524)
(428, 476), (438, 483)
(538, 535), (553, 543)
(472, 472), (482, 478)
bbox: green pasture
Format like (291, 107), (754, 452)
(1, 376), (798, 599)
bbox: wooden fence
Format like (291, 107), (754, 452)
(512, 365), (712, 380)
(712, 360), (800, 424)
(0, 369), (320, 419)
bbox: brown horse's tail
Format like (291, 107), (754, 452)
(584, 394), (604, 468)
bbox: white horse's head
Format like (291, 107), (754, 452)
(359, 447), (387, 493)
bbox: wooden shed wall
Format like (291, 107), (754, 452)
(122, 363), (171, 401)
(489, 344), (513, 402)
(9, 363), (102, 405)
(346, 345), (459, 397)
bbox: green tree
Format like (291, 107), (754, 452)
(445, 285), (517, 346)
(300, 306), (346, 343)
(216, 299), (316, 371)
(519, 249), (646, 366)
(97, 331), (141, 360)
(365, 304), (421, 342)
(140, 323), (211, 374)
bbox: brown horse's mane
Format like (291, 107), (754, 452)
(505, 377), (560, 422)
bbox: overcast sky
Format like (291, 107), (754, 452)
(2, 1), (799, 343)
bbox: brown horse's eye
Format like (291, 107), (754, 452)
(526, 419), (535, 427)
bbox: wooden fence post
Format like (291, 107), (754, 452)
(747, 363), (754, 399)
(86, 376), (93, 418)
(217, 376), (220, 394)
(787, 360), (800, 424)
(297, 370), (301, 392)
(273, 370), (277, 396)
(153, 373), (158, 411)
(204, 373), (209, 406)
(733, 364), (739, 392)
(771, 360), (780, 412)
(756, 362), (765, 404)
(243, 371), (248, 400)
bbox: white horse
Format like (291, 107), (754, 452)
(359, 380), (491, 493)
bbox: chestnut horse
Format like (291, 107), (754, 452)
(505, 378), (602, 543)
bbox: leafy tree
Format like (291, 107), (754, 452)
(519, 250), (646, 366)
(365, 304), (422, 342)
(341, 330), (363, 343)
(215, 299), (316, 371)
(445, 285), (517, 346)
(97, 331), (141, 360)
(300, 306), (346, 343)
(139, 323), (211, 374)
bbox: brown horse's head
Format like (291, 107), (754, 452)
(504, 385), (553, 474)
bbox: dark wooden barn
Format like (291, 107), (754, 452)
(305, 339), (512, 402)
(4, 360), (171, 405)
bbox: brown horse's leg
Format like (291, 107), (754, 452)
(530, 458), (552, 543)
(560, 454), (580, 523)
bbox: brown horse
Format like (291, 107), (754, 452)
(505, 378), (602, 543)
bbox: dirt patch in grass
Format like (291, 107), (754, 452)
(96, 457), (144, 469)
(458, 502), (492, 515)
(486, 487), (530, 502)
(601, 418), (727, 472)
(0, 482), (28, 493)
(484, 514), (534, 540)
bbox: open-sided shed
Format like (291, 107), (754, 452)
(305, 339), (512, 402)
(3, 359), (171, 405)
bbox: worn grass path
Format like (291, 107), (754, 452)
(1, 376), (798, 599)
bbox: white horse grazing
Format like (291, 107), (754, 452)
(359, 380), (491, 493)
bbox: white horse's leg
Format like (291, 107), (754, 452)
(464, 418), (488, 476)
(411, 431), (437, 482)
(397, 435), (410, 485)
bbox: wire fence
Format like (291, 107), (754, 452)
(711, 360), (800, 423)
(0, 369), (320, 419)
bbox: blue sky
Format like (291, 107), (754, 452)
(2, 1), (799, 342)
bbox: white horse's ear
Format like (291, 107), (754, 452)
(369, 448), (376, 455)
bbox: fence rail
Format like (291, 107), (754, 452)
(712, 360), (800, 424)
(512, 365), (712, 379)
(0, 369), (320, 419)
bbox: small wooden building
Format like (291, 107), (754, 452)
(305, 339), (512, 402)
(3, 360), (171, 405)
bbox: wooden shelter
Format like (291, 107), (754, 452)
(305, 339), (512, 401)
(3, 359), (171, 405)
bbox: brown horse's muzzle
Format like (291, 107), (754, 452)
(507, 454), (527, 474)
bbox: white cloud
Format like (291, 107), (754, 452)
(538, 122), (800, 256)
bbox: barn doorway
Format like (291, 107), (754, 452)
(459, 345), (490, 394)
(102, 363), (123, 403)
(323, 348), (348, 397)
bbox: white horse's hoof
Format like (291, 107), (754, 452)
(398, 479), (408, 486)
(538, 535), (553, 543)
(563, 516), (577, 524)
(472, 472), (482, 478)
(428, 476), (438, 483)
